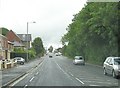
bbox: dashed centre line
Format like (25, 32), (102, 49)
(36, 72), (39, 75)
(29, 77), (35, 82)
(24, 84), (28, 88)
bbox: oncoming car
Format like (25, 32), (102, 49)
(103, 57), (120, 78)
(73, 56), (85, 65)
(14, 57), (25, 65)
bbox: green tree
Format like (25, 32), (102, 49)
(61, 2), (119, 65)
(0, 27), (9, 36)
(32, 37), (45, 57)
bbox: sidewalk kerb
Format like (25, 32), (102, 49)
(2, 58), (44, 87)
(2, 73), (26, 87)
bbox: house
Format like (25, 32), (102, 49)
(17, 34), (32, 49)
(0, 34), (8, 60)
(6, 30), (25, 49)
(6, 30), (21, 43)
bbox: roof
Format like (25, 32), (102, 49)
(12, 41), (25, 47)
(17, 34), (31, 42)
(6, 30), (22, 42)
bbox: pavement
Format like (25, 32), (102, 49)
(1, 57), (44, 87)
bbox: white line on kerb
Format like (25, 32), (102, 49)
(29, 77), (34, 82)
(75, 78), (84, 84)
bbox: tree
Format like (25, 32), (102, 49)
(48, 46), (53, 52)
(61, 2), (119, 65)
(0, 27), (9, 36)
(32, 37), (45, 57)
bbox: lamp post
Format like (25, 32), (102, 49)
(26, 21), (36, 62)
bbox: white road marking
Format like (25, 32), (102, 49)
(69, 72), (74, 76)
(24, 85), (28, 88)
(36, 72), (39, 75)
(55, 61), (71, 78)
(89, 84), (100, 86)
(29, 77), (34, 82)
(55, 61), (85, 85)
(75, 78), (84, 84)
(9, 74), (28, 86)
(84, 81), (112, 84)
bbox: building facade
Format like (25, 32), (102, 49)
(0, 34), (8, 60)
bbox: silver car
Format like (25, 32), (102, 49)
(73, 56), (85, 65)
(14, 57), (25, 65)
(103, 57), (120, 78)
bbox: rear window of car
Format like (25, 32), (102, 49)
(75, 56), (83, 60)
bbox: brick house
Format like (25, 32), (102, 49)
(6, 30), (25, 49)
(6, 30), (21, 43)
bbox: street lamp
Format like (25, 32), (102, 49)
(26, 21), (36, 62)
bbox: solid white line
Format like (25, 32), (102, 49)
(29, 77), (34, 82)
(75, 78), (84, 84)
(89, 84), (100, 86)
(9, 74), (28, 86)
(55, 61), (71, 78)
(84, 80), (111, 84)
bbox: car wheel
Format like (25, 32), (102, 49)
(104, 68), (107, 75)
(112, 70), (116, 78)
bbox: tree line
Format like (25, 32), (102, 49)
(61, 2), (120, 65)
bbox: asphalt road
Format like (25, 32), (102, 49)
(10, 54), (119, 87)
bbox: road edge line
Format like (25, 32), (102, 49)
(2, 58), (44, 87)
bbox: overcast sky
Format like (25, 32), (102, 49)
(0, 0), (87, 49)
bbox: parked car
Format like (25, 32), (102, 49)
(14, 57), (25, 65)
(73, 56), (85, 65)
(103, 57), (120, 78)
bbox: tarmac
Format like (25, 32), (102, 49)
(1, 57), (44, 87)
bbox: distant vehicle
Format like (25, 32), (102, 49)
(73, 56), (85, 65)
(55, 52), (62, 56)
(49, 55), (53, 58)
(49, 53), (53, 58)
(103, 57), (120, 78)
(14, 57), (25, 65)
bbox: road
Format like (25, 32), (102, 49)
(10, 54), (119, 87)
